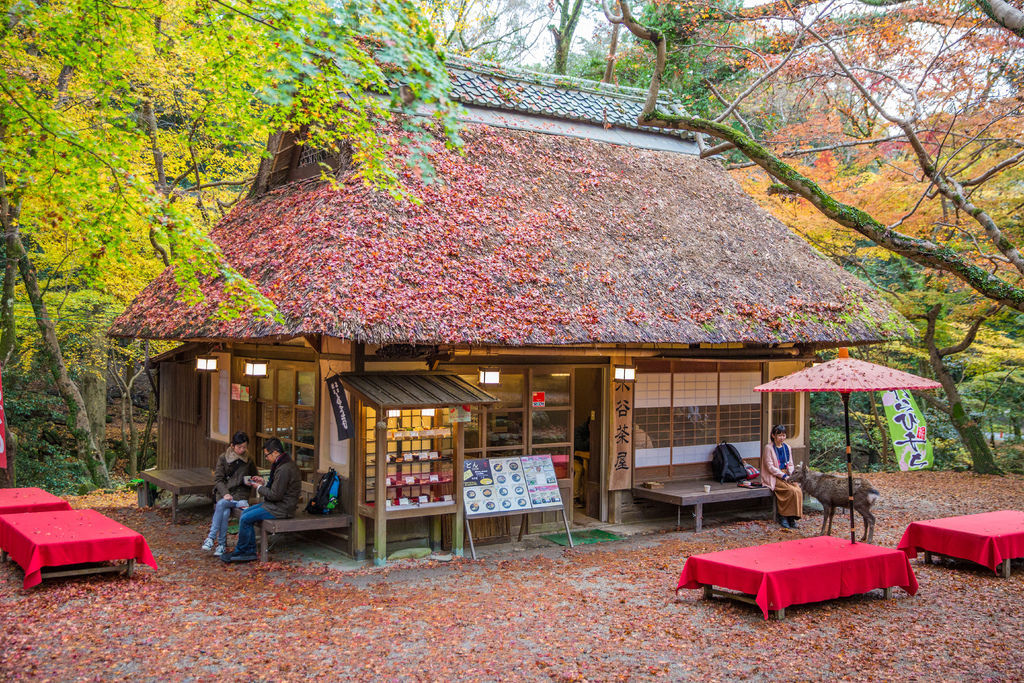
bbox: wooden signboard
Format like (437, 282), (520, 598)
(609, 378), (634, 490)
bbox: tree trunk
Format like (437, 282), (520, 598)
(6, 226), (110, 487)
(922, 306), (1001, 474)
(602, 24), (621, 84)
(868, 392), (895, 467)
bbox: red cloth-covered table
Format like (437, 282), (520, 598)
(898, 510), (1024, 578)
(0, 487), (72, 515)
(0, 509), (157, 588)
(677, 536), (918, 619)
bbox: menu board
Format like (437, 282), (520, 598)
(521, 455), (562, 509)
(463, 455), (563, 518)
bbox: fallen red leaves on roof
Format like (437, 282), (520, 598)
(112, 126), (897, 345)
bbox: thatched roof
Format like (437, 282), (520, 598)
(110, 124), (902, 345)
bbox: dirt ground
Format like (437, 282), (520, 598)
(1, 470), (1022, 682)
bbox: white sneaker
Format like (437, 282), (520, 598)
(201, 537), (215, 551)
(214, 544), (226, 556)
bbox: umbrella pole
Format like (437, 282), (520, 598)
(842, 392), (855, 544)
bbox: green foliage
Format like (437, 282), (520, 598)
(3, 371), (91, 494)
(2, 0), (459, 319)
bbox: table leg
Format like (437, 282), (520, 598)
(923, 550), (932, 565)
(126, 559), (135, 578)
(702, 585), (713, 600)
(775, 608), (785, 621)
(883, 587), (892, 600)
(172, 493), (179, 524)
(1001, 558), (1011, 578)
(695, 503), (703, 533)
(1, 549), (7, 563)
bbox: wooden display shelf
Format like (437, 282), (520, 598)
(358, 501), (458, 520)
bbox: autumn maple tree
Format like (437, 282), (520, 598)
(0, 0), (458, 485)
(604, 0), (1024, 312)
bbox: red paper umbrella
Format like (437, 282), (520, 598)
(755, 348), (941, 543)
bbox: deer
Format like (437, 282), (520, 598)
(789, 462), (880, 543)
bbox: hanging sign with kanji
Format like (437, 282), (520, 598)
(609, 377), (633, 490)
(881, 390), (933, 470)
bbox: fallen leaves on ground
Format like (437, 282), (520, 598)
(1, 471), (1022, 681)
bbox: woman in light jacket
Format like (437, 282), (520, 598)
(762, 424), (803, 529)
(202, 431), (258, 555)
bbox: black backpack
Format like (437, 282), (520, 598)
(711, 442), (750, 483)
(306, 468), (342, 515)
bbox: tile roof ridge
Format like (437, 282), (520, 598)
(445, 55), (681, 107)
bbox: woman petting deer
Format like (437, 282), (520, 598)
(763, 424), (803, 529)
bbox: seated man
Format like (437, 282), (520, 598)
(221, 438), (301, 563)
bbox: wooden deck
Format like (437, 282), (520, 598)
(632, 480), (773, 532)
(138, 468), (215, 523)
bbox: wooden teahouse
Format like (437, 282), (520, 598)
(111, 58), (904, 561)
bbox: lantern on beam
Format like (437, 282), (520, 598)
(244, 361), (268, 378)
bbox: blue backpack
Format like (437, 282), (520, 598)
(306, 468), (342, 515)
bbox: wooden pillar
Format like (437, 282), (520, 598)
(453, 420), (465, 557)
(373, 416), (388, 565)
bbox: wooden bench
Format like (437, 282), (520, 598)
(632, 480), (774, 532)
(138, 468), (215, 524)
(254, 481), (352, 562)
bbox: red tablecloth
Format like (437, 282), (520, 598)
(677, 536), (918, 619)
(898, 510), (1024, 574)
(0, 487), (72, 515)
(0, 509), (157, 588)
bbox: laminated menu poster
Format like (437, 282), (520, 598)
(521, 455), (562, 509)
(463, 457), (535, 517)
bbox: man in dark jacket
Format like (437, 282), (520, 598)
(221, 438), (302, 563)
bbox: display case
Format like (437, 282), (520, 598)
(362, 410), (458, 516)
(338, 372), (497, 565)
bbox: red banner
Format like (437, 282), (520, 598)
(0, 365), (6, 468)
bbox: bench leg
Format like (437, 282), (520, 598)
(172, 493), (178, 524)
(694, 502), (703, 533)
(260, 524), (269, 563)
(1001, 558), (1011, 578)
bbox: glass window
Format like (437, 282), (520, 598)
(277, 370), (295, 404)
(531, 409), (570, 444)
(532, 373), (570, 407)
(771, 393), (799, 439)
(297, 371), (316, 406)
(296, 408), (315, 444)
(256, 363), (316, 472)
(487, 412), (524, 448)
(489, 373), (525, 408)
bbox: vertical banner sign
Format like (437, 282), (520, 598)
(326, 375), (355, 441)
(609, 378), (633, 490)
(0, 365), (6, 468)
(881, 390), (932, 470)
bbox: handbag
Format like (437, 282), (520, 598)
(744, 463), (760, 479)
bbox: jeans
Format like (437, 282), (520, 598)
(207, 497), (248, 545)
(234, 503), (277, 555)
